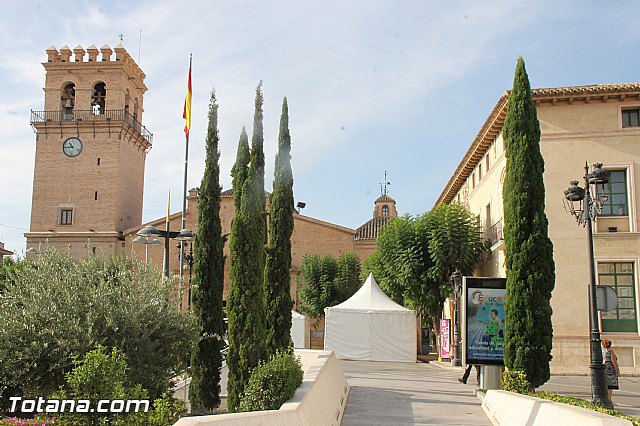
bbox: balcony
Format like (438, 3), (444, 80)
(486, 218), (504, 247)
(30, 109), (153, 144)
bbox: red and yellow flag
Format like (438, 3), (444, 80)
(182, 59), (192, 138)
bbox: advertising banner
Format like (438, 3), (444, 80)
(439, 319), (451, 359)
(463, 277), (507, 365)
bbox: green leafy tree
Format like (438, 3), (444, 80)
(264, 97), (295, 355)
(0, 250), (196, 401)
(227, 85), (269, 411)
(189, 90), (226, 412)
(231, 126), (250, 211)
(502, 57), (555, 389)
(364, 204), (483, 332)
(297, 253), (361, 319)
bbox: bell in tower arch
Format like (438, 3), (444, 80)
(92, 82), (106, 115)
(61, 83), (75, 120)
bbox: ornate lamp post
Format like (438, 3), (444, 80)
(449, 268), (463, 367)
(563, 161), (612, 409)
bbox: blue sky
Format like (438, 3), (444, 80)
(1, 1), (639, 255)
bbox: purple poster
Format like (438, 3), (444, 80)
(440, 319), (451, 359)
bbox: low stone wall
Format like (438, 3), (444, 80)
(174, 350), (349, 426)
(551, 336), (640, 375)
(482, 390), (632, 426)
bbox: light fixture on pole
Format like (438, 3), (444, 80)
(563, 161), (612, 409)
(296, 201), (306, 214)
(175, 230), (194, 311)
(136, 225), (193, 277)
(178, 241), (195, 311)
(449, 267), (463, 367)
(132, 235), (161, 263)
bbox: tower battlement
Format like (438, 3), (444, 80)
(45, 43), (146, 82)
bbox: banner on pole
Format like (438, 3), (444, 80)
(439, 319), (451, 359)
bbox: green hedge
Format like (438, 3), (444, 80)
(534, 392), (639, 426)
(238, 350), (303, 412)
(501, 370), (531, 394)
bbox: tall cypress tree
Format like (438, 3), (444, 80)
(189, 90), (225, 412)
(264, 97), (294, 355)
(230, 127), (249, 212)
(251, 82), (266, 209)
(226, 86), (268, 412)
(502, 57), (555, 389)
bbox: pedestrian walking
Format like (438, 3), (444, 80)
(458, 364), (480, 385)
(602, 339), (620, 402)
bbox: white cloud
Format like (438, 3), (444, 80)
(1, 0), (639, 253)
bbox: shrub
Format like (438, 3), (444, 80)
(238, 350), (303, 412)
(52, 346), (186, 426)
(0, 250), (197, 400)
(501, 369), (531, 394)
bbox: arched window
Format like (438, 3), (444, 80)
(133, 98), (140, 131)
(92, 82), (106, 115)
(382, 205), (389, 216)
(61, 83), (75, 120)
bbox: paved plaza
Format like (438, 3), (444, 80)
(339, 360), (640, 425)
(340, 360), (490, 426)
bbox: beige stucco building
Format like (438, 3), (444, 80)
(436, 83), (640, 374)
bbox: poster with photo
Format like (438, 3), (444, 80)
(439, 319), (451, 359)
(463, 277), (507, 365)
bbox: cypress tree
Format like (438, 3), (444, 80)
(251, 81), (266, 209)
(502, 57), (555, 389)
(231, 127), (250, 212)
(189, 90), (225, 411)
(226, 86), (268, 411)
(264, 97), (295, 355)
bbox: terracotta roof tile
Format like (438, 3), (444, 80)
(355, 216), (390, 240)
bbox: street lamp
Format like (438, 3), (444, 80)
(136, 225), (193, 277)
(449, 268), (463, 367)
(178, 241), (195, 311)
(563, 161), (612, 409)
(132, 236), (161, 263)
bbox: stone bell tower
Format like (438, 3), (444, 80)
(26, 43), (153, 258)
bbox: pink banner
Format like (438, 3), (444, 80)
(440, 319), (451, 359)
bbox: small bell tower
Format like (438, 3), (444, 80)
(26, 43), (153, 258)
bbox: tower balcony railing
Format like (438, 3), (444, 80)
(30, 109), (153, 144)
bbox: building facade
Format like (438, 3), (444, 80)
(436, 83), (640, 374)
(124, 188), (359, 308)
(25, 44), (151, 258)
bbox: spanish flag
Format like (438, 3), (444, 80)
(183, 57), (192, 138)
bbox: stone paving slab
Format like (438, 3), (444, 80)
(339, 360), (490, 425)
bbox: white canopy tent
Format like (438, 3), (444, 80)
(324, 273), (417, 362)
(291, 310), (310, 349)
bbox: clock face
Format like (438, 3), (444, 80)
(62, 137), (83, 157)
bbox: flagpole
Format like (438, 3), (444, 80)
(180, 54), (192, 289)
